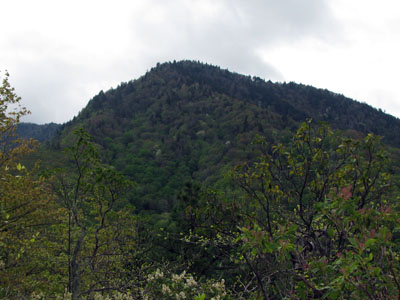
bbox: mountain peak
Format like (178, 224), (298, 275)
(49, 61), (400, 211)
(69, 60), (400, 147)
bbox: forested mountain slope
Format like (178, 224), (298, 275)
(16, 122), (61, 143)
(50, 60), (400, 211)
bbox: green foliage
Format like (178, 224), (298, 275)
(16, 122), (61, 143)
(31, 62), (381, 213)
(51, 128), (138, 299)
(46, 61), (400, 213)
(229, 120), (399, 298)
(165, 120), (400, 299)
(0, 72), (61, 298)
(4, 65), (400, 299)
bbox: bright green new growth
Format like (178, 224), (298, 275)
(52, 128), (136, 299)
(230, 120), (399, 299)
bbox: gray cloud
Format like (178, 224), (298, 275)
(2, 0), (339, 124)
(128, 0), (338, 80)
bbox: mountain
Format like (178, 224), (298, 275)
(49, 60), (400, 211)
(16, 122), (61, 143)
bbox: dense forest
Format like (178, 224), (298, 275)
(47, 61), (400, 212)
(2, 62), (400, 299)
(16, 122), (61, 143)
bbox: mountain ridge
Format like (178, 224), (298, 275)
(63, 60), (400, 145)
(22, 61), (400, 145)
(33, 60), (400, 211)
(16, 122), (61, 143)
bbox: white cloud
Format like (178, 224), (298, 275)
(1, 0), (399, 123)
(259, 0), (400, 118)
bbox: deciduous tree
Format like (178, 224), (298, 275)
(0, 72), (60, 298)
(52, 128), (137, 299)
(231, 120), (399, 299)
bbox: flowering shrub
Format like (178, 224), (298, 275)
(144, 269), (232, 300)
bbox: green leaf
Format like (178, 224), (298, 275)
(365, 238), (376, 249)
(348, 237), (358, 248)
(194, 294), (205, 300)
(327, 227), (335, 238)
(368, 252), (373, 261)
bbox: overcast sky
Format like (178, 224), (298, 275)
(1, 0), (400, 124)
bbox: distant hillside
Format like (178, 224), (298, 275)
(17, 122), (61, 143)
(50, 60), (400, 211)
